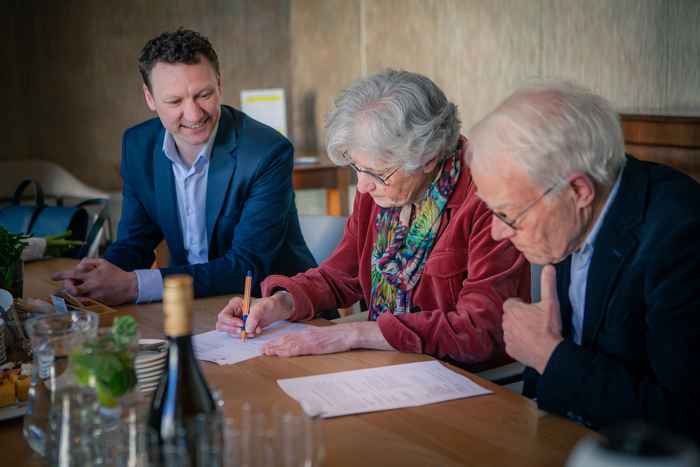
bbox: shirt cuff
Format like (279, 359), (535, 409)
(134, 269), (164, 303)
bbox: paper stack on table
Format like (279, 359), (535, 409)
(277, 360), (492, 418)
(193, 321), (312, 365)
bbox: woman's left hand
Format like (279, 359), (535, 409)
(262, 325), (356, 357)
(261, 321), (395, 357)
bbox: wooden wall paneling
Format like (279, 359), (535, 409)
(622, 114), (700, 181)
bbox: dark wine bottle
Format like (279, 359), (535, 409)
(148, 275), (218, 463)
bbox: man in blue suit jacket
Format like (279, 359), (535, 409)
(53, 29), (315, 305)
(468, 82), (700, 442)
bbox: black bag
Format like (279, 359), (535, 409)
(0, 179), (110, 257)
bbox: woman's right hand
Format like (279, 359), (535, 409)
(215, 291), (295, 338)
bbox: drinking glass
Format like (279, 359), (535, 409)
(222, 402), (325, 467)
(71, 326), (139, 410)
(45, 385), (101, 466)
(23, 310), (98, 456)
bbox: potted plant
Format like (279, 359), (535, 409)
(0, 226), (27, 298)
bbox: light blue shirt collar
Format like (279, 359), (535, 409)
(568, 164), (624, 345)
(578, 168), (624, 254)
(162, 120), (220, 170)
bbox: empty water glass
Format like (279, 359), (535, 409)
(45, 386), (101, 466)
(227, 402), (325, 467)
(23, 310), (99, 456)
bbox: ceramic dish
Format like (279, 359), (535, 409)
(134, 358), (165, 371)
(136, 371), (163, 384)
(136, 369), (165, 380)
(0, 401), (27, 421)
(135, 339), (167, 366)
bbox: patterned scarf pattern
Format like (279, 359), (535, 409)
(369, 149), (462, 320)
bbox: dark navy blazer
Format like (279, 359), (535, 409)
(104, 105), (316, 297)
(523, 156), (700, 442)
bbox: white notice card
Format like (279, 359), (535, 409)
(277, 360), (492, 418)
(193, 321), (312, 365)
(240, 88), (287, 136)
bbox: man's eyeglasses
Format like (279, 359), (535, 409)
(492, 184), (559, 230)
(346, 157), (401, 186)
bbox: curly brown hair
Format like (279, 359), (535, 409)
(138, 28), (219, 90)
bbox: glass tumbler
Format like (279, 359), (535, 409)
(22, 310), (99, 456)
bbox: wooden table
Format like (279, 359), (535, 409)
(1, 259), (594, 466)
(293, 158), (352, 216)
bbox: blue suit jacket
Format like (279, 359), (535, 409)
(104, 105), (316, 297)
(523, 156), (700, 442)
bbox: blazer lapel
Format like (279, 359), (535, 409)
(153, 131), (186, 264)
(581, 156), (647, 346)
(206, 106), (239, 245)
(582, 231), (637, 346)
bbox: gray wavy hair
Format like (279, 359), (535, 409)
(468, 81), (625, 189)
(325, 69), (461, 171)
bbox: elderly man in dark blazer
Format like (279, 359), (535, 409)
(53, 29), (315, 304)
(467, 81), (700, 442)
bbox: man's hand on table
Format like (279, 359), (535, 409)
(51, 258), (138, 306)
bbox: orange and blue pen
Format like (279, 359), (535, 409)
(240, 270), (253, 342)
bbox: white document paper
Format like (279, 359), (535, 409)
(240, 88), (287, 136)
(277, 360), (492, 418)
(193, 321), (312, 365)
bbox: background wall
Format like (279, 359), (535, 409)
(291, 0), (700, 156)
(1, 0), (291, 191)
(2, 0), (699, 203)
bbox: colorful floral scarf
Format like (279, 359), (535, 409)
(369, 148), (462, 320)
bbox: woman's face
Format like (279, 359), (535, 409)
(350, 150), (439, 208)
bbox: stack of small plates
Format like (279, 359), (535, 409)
(0, 318), (6, 365)
(135, 339), (167, 393)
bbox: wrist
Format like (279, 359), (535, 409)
(127, 272), (139, 303)
(536, 336), (562, 374)
(273, 290), (294, 320)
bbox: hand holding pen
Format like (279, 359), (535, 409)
(240, 270), (253, 342)
(215, 279), (296, 338)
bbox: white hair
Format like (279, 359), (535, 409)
(325, 69), (461, 171)
(468, 81), (625, 189)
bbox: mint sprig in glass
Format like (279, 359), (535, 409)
(70, 316), (138, 407)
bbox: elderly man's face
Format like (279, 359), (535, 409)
(351, 150), (439, 208)
(470, 155), (589, 265)
(143, 57), (221, 159)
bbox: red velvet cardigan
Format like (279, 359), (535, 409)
(261, 153), (530, 367)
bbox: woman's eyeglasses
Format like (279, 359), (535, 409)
(346, 158), (400, 186)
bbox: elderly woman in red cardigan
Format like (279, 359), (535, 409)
(216, 69), (530, 369)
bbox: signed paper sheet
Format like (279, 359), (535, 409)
(193, 321), (312, 365)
